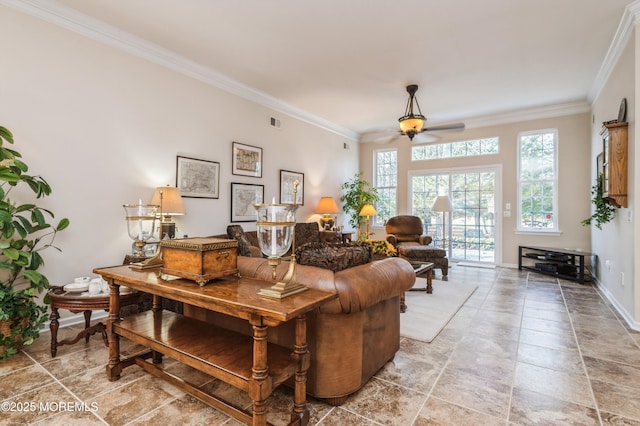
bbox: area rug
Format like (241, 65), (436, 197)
(400, 278), (478, 343)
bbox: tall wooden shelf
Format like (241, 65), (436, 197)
(602, 122), (628, 208)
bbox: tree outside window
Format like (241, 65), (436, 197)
(374, 149), (397, 226)
(518, 130), (558, 232)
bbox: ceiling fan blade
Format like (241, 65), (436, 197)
(359, 128), (398, 144)
(422, 122), (465, 133)
(411, 133), (441, 144)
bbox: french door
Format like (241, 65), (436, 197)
(410, 166), (500, 264)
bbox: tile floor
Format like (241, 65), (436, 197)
(2, 265), (640, 425)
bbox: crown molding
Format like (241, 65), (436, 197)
(588, 0), (640, 103)
(0, 0), (359, 141)
(461, 101), (591, 130)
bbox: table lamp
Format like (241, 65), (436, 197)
(316, 196), (339, 230)
(150, 185), (185, 239)
(431, 195), (452, 250)
(359, 204), (377, 238)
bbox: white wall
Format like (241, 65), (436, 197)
(590, 28), (637, 328)
(0, 7), (358, 298)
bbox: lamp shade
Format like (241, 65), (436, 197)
(150, 185), (185, 217)
(431, 195), (452, 212)
(316, 197), (339, 214)
(359, 204), (378, 216)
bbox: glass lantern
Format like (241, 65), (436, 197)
(254, 203), (297, 271)
(253, 202), (307, 298)
(123, 203), (159, 257)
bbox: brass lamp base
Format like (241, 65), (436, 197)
(319, 215), (334, 230)
(129, 249), (163, 271)
(258, 254), (308, 299)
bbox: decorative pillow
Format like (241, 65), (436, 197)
(295, 242), (372, 272)
(226, 225), (252, 257)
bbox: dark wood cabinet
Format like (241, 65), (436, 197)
(602, 122), (628, 208)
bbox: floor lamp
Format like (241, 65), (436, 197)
(431, 195), (452, 251)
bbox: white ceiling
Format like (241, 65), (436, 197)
(11, 0), (635, 140)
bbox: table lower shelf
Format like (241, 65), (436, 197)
(113, 310), (297, 391)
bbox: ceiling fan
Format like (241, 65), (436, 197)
(360, 84), (465, 144)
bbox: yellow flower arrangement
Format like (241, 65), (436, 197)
(364, 239), (398, 257)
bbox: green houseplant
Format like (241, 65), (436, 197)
(0, 125), (69, 359)
(340, 173), (379, 232)
(581, 173), (615, 230)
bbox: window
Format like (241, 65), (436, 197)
(412, 137), (499, 161)
(373, 149), (397, 226)
(518, 129), (558, 232)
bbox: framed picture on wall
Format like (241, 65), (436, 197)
(176, 156), (220, 199)
(279, 170), (304, 205)
(230, 182), (264, 222)
(232, 142), (262, 178)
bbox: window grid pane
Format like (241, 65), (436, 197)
(412, 137), (499, 161)
(374, 149), (397, 226)
(518, 130), (557, 231)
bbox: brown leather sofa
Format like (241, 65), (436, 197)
(184, 255), (415, 405)
(385, 215), (448, 277)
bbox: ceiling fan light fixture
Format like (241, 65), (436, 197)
(398, 115), (426, 138)
(398, 84), (426, 140)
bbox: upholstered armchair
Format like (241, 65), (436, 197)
(385, 215), (448, 277)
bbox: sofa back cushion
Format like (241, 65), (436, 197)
(295, 222), (321, 246)
(295, 242), (371, 272)
(226, 225), (253, 257)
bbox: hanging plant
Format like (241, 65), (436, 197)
(581, 174), (616, 230)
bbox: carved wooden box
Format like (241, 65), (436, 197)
(160, 237), (239, 286)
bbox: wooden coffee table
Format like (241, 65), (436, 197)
(409, 261), (434, 294)
(400, 261), (434, 313)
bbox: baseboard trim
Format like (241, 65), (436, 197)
(594, 279), (640, 332)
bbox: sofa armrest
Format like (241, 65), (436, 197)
(419, 235), (433, 245)
(333, 257), (415, 314)
(386, 235), (398, 246)
(237, 256), (415, 315)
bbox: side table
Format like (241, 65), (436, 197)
(319, 230), (353, 243)
(48, 287), (141, 357)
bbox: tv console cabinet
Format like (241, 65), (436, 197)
(518, 246), (591, 284)
(94, 265), (337, 426)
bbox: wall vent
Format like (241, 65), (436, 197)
(269, 116), (281, 128)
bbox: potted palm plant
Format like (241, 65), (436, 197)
(0, 125), (69, 359)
